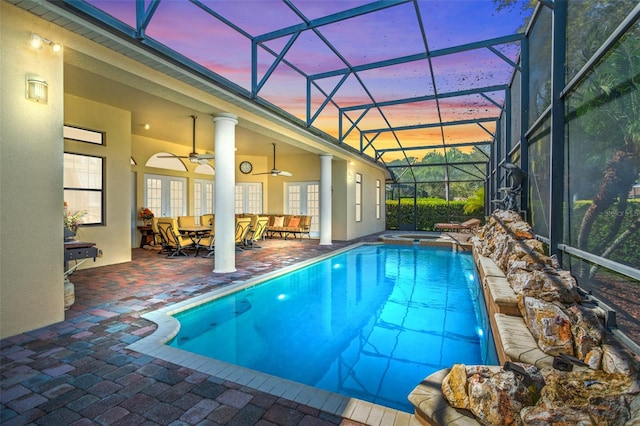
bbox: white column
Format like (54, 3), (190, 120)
(212, 113), (238, 273)
(319, 154), (333, 245)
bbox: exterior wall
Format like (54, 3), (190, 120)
(0, 3), (65, 337)
(64, 94), (132, 267)
(332, 159), (389, 241)
(331, 160), (349, 241)
(350, 161), (387, 239)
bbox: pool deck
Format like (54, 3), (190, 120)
(2, 232), (463, 426)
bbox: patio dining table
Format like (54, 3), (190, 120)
(179, 226), (212, 256)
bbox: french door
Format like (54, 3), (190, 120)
(194, 178), (214, 218)
(235, 183), (263, 214)
(144, 174), (187, 218)
(285, 182), (319, 237)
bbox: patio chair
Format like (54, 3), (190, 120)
(234, 217), (253, 250)
(200, 213), (214, 228)
(246, 216), (269, 248)
(151, 217), (174, 254)
(198, 230), (215, 258)
(156, 218), (195, 257)
(178, 215), (197, 228)
(434, 218), (481, 233)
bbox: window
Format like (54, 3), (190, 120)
(355, 173), (362, 222)
(235, 183), (263, 214)
(144, 174), (186, 218)
(64, 153), (104, 225)
(63, 125), (104, 145)
(376, 179), (381, 220)
(194, 178), (214, 218)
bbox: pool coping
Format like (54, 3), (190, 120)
(378, 231), (472, 251)
(127, 242), (417, 426)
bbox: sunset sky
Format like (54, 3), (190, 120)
(84, 0), (533, 163)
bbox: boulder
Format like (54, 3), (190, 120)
(521, 369), (638, 425)
(584, 346), (603, 370)
(441, 363), (469, 409)
(602, 343), (640, 380)
(565, 304), (604, 360)
(519, 296), (574, 356)
(505, 221), (534, 240)
(467, 363), (545, 426)
(509, 269), (579, 304)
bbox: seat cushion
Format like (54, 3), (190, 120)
(288, 216), (300, 228)
(272, 216), (285, 227)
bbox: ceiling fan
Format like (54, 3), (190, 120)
(161, 115), (214, 164)
(254, 143), (292, 177)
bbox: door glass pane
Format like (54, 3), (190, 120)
(235, 184), (244, 214)
(170, 180), (185, 217)
(194, 181), (203, 218)
(288, 184), (301, 214)
(246, 183), (263, 214)
(306, 184), (319, 235)
(146, 177), (162, 217)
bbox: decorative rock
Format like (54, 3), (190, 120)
(449, 210), (640, 426)
(519, 296), (574, 356)
(602, 343), (640, 379)
(521, 369), (638, 425)
(505, 221), (534, 240)
(584, 346), (603, 370)
(565, 304), (604, 360)
(493, 210), (523, 224)
(441, 363), (469, 409)
(467, 363), (544, 426)
(508, 269), (579, 304)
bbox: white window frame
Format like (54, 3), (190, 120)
(376, 179), (381, 220)
(64, 152), (104, 225)
(355, 173), (362, 222)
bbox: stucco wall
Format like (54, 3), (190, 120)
(1, 3), (65, 337)
(64, 94), (132, 267)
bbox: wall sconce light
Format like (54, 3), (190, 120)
(30, 33), (62, 53)
(26, 75), (48, 104)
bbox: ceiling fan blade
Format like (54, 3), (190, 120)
(278, 170), (292, 177)
(194, 153), (215, 159)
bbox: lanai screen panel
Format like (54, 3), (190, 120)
(78, 0), (533, 185)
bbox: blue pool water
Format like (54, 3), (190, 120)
(168, 244), (498, 412)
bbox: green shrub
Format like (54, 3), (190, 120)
(386, 198), (484, 231)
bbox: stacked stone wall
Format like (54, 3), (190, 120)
(440, 210), (640, 425)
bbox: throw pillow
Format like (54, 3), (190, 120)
(288, 217), (300, 228)
(273, 216), (285, 227)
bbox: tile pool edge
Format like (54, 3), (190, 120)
(126, 242), (414, 426)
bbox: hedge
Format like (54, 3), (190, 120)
(385, 198), (483, 231)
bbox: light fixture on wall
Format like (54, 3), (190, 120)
(25, 75), (48, 104)
(30, 33), (62, 53)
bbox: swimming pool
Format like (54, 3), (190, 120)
(165, 244), (497, 412)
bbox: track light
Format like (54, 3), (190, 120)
(30, 33), (62, 53)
